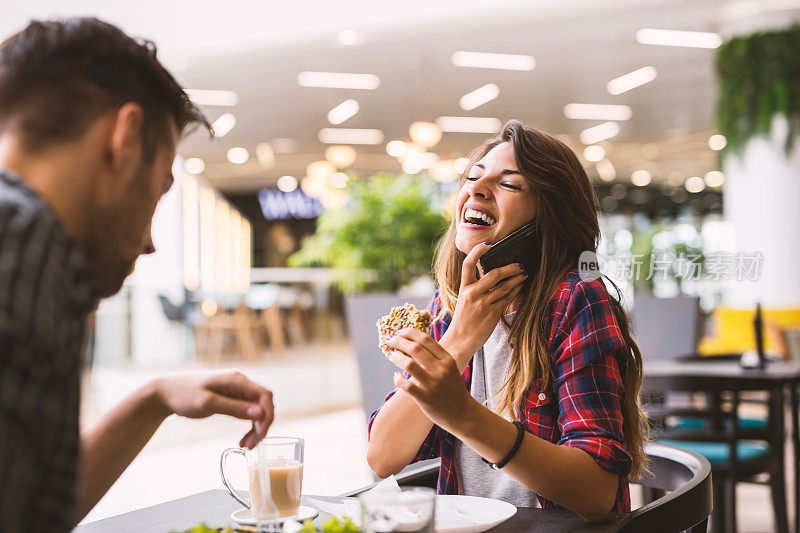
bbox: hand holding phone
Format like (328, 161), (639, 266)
(478, 220), (541, 275)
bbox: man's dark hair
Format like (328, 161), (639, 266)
(0, 18), (211, 159)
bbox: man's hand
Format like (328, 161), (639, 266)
(152, 371), (274, 449)
(79, 371), (275, 519)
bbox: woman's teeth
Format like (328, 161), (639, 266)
(464, 208), (496, 226)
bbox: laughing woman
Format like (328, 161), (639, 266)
(366, 120), (648, 522)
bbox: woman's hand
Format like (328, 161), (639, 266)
(442, 242), (528, 364)
(386, 328), (478, 432)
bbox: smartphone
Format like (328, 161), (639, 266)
(478, 220), (541, 275)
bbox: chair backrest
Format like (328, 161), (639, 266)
(632, 293), (701, 360)
(620, 442), (713, 532)
(158, 294), (184, 322)
(643, 372), (783, 456)
(344, 294), (432, 419)
(340, 458), (441, 497)
(343, 445), (712, 532)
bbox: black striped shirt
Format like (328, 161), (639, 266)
(0, 171), (99, 532)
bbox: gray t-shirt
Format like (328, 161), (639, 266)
(454, 319), (541, 508)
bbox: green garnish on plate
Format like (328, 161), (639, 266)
(171, 517), (358, 533)
(168, 524), (241, 533)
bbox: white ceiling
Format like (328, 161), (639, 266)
(1, 0), (746, 193)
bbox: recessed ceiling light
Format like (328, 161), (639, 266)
(596, 159), (616, 182)
(327, 99), (360, 125)
(318, 128), (384, 145)
(631, 169), (652, 186)
(212, 113), (236, 138)
(226, 147), (249, 164)
(708, 134), (727, 151)
(184, 89), (239, 107)
(579, 122), (620, 145)
(183, 157), (205, 174)
(607, 66), (657, 95)
(386, 140), (407, 158)
(325, 145), (357, 168)
(255, 143), (275, 169)
(300, 175), (327, 198)
(564, 104), (632, 121)
(435, 116), (502, 134)
(409, 121), (442, 148)
(277, 175), (298, 192)
(685, 176), (705, 193)
(459, 84), (500, 111)
(583, 145), (606, 162)
(307, 161), (336, 179)
(636, 28), (722, 49)
(338, 29), (358, 46)
(451, 51), (535, 71)
(297, 71), (380, 90)
(704, 171), (725, 187)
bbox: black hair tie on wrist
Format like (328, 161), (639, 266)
(482, 420), (525, 470)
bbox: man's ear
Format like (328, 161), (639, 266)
(108, 103), (144, 175)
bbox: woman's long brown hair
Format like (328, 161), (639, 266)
(434, 120), (649, 479)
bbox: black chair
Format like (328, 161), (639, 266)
(621, 442), (713, 532)
(644, 374), (787, 533)
(158, 294), (185, 322)
(343, 443), (712, 533)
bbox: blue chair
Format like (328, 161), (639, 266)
(670, 415), (768, 436)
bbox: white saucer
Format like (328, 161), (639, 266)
(231, 506), (319, 526)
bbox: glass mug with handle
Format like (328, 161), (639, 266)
(221, 436), (305, 523)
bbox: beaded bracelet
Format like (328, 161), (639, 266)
(481, 420), (525, 470)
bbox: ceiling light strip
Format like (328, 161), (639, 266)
(435, 116), (502, 134)
(564, 103), (632, 121)
(297, 71), (380, 89)
(636, 28), (722, 49)
(318, 128), (384, 145)
(451, 51), (535, 71)
(185, 89), (239, 107)
(607, 66), (657, 95)
(327, 99), (360, 125)
(459, 84), (500, 111)
(579, 122), (620, 145)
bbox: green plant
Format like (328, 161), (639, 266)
(630, 222), (706, 292)
(716, 24), (800, 158)
(289, 173), (448, 294)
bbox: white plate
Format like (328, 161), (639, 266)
(435, 495), (517, 533)
(231, 506), (319, 526)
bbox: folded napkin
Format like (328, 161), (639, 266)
(300, 476), (479, 531)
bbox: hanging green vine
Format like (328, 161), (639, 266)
(716, 24), (800, 158)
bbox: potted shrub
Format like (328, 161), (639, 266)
(289, 173), (448, 415)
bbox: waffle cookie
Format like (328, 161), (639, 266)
(376, 303), (433, 357)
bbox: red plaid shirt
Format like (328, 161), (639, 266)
(368, 270), (632, 511)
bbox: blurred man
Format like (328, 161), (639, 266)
(0, 18), (274, 531)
